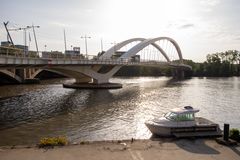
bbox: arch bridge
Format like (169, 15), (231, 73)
(0, 37), (192, 85)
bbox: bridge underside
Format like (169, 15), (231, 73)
(0, 72), (20, 84)
(0, 65), (190, 86)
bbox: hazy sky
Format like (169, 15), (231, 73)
(0, 0), (240, 62)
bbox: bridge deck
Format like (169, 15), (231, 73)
(0, 55), (191, 69)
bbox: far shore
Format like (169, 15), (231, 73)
(0, 138), (240, 160)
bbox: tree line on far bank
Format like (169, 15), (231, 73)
(115, 50), (240, 77)
(188, 50), (240, 77)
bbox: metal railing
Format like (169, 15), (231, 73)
(0, 46), (39, 58)
(0, 46), (188, 68)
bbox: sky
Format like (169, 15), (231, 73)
(0, 0), (240, 62)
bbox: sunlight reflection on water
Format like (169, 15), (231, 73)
(0, 77), (240, 145)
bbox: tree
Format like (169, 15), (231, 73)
(203, 50), (240, 76)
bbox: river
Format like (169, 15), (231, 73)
(0, 77), (240, 146)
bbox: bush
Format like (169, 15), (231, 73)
(229, 128), (240, 142)
(38, 136), (68, 148)
(80, 141), (85, 145)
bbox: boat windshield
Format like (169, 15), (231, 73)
(164, 112), (195, 121)
(164, 112), (177, 121)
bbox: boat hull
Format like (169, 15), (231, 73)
(145, 123), (172, 136)
(145, 118), (222, 137)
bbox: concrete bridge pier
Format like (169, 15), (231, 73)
(75, 77), (93, 83)
(22, 68), (40, 84)
(63, 77), (122, 89)
(60, 66), (122, 89)
(172, 68), (185, 79)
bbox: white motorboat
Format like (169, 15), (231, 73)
(145, 106), (222, 137)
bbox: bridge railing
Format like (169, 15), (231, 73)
(0, 55), (173, 67)
(0, 46), (170, 61)
(0, 46), (40, 58)
(0, 47), (188, 67)
(0, 46), (24, 57)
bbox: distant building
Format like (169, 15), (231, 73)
(111, 51), (140, 62)
(0, 42), (29, 56)
(15, 45), (28, 52)
(111, 51), (126, 59)
(1, 41), (12, 47)
(65, 47), (80, 55)
(1, 42), (29, 53)
(1, 42), (28, 51)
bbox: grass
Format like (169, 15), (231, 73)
(38, 136), (68, 148)
(229, 128), (240, 142)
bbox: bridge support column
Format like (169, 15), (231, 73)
(61, 66), (122, 89)
(172, 69), (185, 79)
(75, 77), (93, 83)
(22, 68), (40, 84)
(64, 76), (121, 89)
(92, 77), (109, 84)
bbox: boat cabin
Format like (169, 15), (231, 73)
(164, 106), (199, 122)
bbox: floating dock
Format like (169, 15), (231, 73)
(171, 117), (222, 138)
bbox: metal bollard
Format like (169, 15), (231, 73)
(223, 123), (229, 141)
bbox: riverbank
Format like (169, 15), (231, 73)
(0, 139), (239, 160)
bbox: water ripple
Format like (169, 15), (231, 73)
(0, 77), (240, 145)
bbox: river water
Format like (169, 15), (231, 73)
(0, 77), (240, 146)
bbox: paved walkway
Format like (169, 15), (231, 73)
(0, 139), (240, 160)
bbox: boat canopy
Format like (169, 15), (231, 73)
(170, 106), (199, 115)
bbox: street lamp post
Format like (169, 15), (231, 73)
(81, 35), (91, 58)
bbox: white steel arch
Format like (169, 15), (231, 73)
(120, 37), (183, 63)
(101, 38), (171, 62)
(101, 38), (145, 58)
